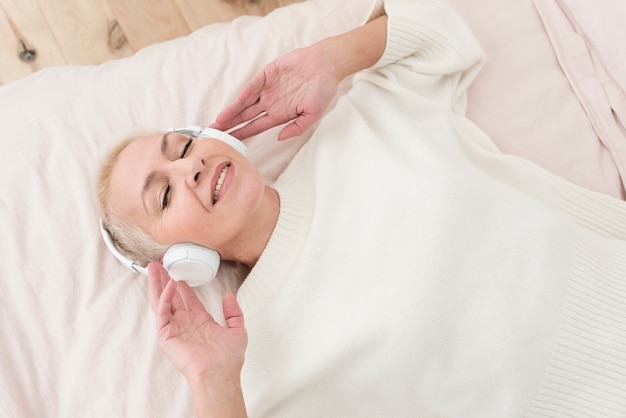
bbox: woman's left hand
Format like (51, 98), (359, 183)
(210, 45), (339, 141)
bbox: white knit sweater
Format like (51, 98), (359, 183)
(237, 0), (626, 416)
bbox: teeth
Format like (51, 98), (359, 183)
(213, 166), (228, 204)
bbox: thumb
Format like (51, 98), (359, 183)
(222, 292), (245, 330)
(278, 115), (314, 140)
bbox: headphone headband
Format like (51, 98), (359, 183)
(100, 219), (147, 274)
(170, 126), (248, 156)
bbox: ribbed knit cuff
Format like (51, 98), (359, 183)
(529, 233), (626, 416)
(365, 0), (454, 69)
(555, 185), (626, 239)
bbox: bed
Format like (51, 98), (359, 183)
(1, 0), (624, 416)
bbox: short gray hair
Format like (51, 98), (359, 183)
(97, 131), (169, 265)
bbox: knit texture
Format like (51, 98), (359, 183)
(237, 0), (626, 416)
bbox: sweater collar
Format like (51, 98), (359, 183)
(236, 176), (313, 316)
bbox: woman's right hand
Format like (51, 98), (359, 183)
(148, 262), (248, 417)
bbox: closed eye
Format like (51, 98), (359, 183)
(162, 137), (192, 210)
(181, 137), (193, 158)
(161, 184), (171, 210)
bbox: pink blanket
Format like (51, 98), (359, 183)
(534, 0), (626, 191)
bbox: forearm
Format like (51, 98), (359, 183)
(187, 373), (247, 418)
(315, 15), (388, 82)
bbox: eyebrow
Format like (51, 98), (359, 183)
(160, 132), (171, 154)
(141, 132), (170, 213)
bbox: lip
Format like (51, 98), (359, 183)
(210, 162), (232, 206)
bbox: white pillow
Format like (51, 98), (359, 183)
(0, 1), (370, 416)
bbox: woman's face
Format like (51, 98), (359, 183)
(108, 132), (266, 251)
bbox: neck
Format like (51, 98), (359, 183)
(220, 185), (280, 267)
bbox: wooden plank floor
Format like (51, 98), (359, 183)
(0, 0), (300, 86)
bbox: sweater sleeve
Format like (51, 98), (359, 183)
(363, 0), (485, 114)
(365, 0), (484, 78)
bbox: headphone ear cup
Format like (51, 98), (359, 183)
(162, 244), (220, 287)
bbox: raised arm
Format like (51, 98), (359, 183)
(211, 15), (388, 140)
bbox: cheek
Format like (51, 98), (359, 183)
(203, 172), (265, 247)
(159, 203), (205, 244)
(237, 170), (266, 209)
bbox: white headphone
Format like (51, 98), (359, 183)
(100, 126), (248, 287)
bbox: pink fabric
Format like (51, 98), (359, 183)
(449, 0), (625, 199)
(533, 0), (626, 197)
(559, 0), (626, 94)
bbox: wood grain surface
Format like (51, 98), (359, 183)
(0, 0), (300, 85)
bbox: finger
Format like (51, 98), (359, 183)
(236, 102), (267, 126)
(229, 113), (290, 140)
(158, 264), (170, 289)
(213, 102), (250, 131)
(169, 279), (188, 312)
(148, 262), (165, 313)
(277, 114), (316, 141)
(214, 101), (266, 133)
(154, 263), (176, 312)
(175, 280), (208, 313)
(156, 278), (177, 330)
(222, 292), (245, 330)
(238, 70), (267, 107)
(213, 71), (266, 128)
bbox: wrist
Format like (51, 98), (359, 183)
(315, 15), (388, 82)
(187, 371), (246, 418)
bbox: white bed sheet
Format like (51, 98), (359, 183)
(0, 2), (370, 416)
(0, 0), (623, 416)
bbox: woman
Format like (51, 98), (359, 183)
(99, 0), (626, 416)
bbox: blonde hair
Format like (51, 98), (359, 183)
(98, 132), (169, 265)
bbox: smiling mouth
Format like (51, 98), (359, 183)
(213, 164), (230, 204)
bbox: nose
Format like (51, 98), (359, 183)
(173, 156), (205, 188)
